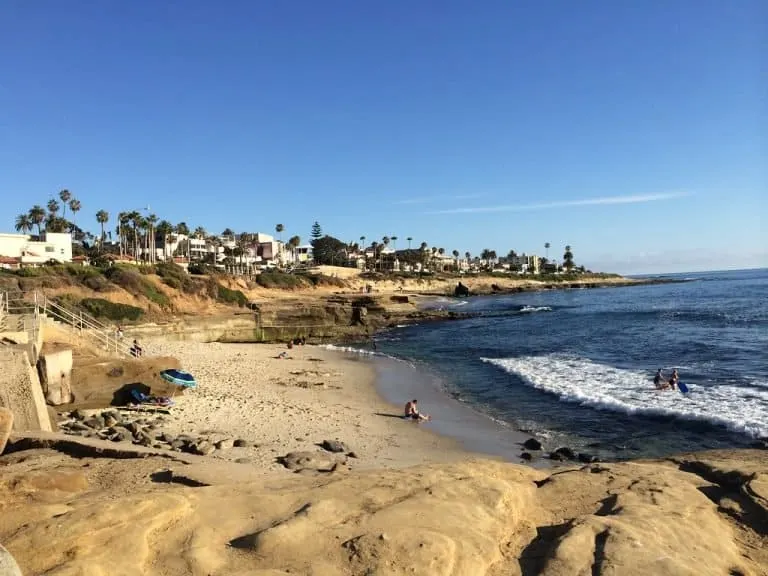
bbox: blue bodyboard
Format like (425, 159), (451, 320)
(677, 381), (689, 393)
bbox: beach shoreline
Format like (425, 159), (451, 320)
(144, 339), (479, 473)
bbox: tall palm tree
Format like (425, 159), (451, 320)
(116, 212), (128, 258)
(288, 235), (301, 263)
(193, 226), (206, 239)
(544, 242), (550, 260)
(563, 245), (574, 271)
(452, 249), (460, 270)
(407, 237), (413, 250)
(95, 210), (109, 250)
(156, 220), (174, 261)
(275, 223), (284, 242)
(359, 235), (366, 248)
(68, 199), (81, 234)
(371, 241), (380, 271)
(15, 214), (33, 234)
(47, 198), (60, 216)
(28, 205), (46, 237)
(147, 214), (158, 264)
(391, 235), (398, 251)
(465, 251), (471, 261)
(59, 190), (71, 218)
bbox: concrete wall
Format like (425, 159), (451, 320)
(37, 348), (74, 405)
(0, 346), (53, 432)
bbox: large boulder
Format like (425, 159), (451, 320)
(454, 282), (470, 297)
(0, 407), (14, 455)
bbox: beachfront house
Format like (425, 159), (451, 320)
(0, 232), (73, 266)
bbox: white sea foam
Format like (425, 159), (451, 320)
(519, 305), (552, 313)
(320, 344), (412, 366)
(481, 355), (768, 438)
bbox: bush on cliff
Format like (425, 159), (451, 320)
(79, 298), (144, 321)
(256, 271), (306, 289)
(104, 266), (171, 308)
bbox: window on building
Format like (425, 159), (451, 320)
(45, 246), (55, 253)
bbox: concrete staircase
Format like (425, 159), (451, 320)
(1, 291), (133, 358)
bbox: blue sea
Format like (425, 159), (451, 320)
(336, 269), (768, 460)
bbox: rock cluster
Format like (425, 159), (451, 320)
(519, 437), (600, 464)
(58, 409), (249, 456)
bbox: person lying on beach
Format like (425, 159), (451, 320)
(404, 399), (430, 421)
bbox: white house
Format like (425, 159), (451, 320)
(0, 232), (73, 266)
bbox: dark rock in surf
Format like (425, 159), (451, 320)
(523, 438), (543, 451)
(454, 282), (470, 297)
(577, 452), (600, 463)
(520, 452), (533, 461)
(550, 447), (576, 461)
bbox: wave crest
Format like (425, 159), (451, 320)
(481, 355), (768, 438)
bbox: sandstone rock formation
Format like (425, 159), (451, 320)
(0, 441), (765, 575)
(0, 407), (13, 455)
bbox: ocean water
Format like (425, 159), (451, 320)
(357, 269), (768, 460)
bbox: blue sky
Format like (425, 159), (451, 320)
(1, 1), (765, 274)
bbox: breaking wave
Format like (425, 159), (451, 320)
(481, 355), (768, 438)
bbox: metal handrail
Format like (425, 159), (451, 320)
(37, 293), (134, 357)
(0, 292), (7, 331)
(1, 290), (133, 357)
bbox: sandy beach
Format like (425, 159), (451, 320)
(145, 339), (469, 473)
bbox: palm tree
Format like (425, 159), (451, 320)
(156, 220), (174, 261)
(391, 236), (398, 251)
(95, 210), (109, 250)
(47, 198), (60, 216)
(28, 205), (46, 237)
(15, 213), (33, 234)
(370, 241), (380, 271)
(407, 237), (413, 250)
(563, 245), (574, 271)
(193, 226), (206, 239)
(452, 249), (459, 271)
(59, 190), (71, 218)
(359, 235), (366, 248)
(116, 212), (128, 258)
(544, 242), (550, 260)
(275, 224), (284, 242)
(69, 199), (81, 233)
(147, 214), (158, 264)
(288, 235), (301, 263)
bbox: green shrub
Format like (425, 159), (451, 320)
(255, 271), (307, 289)
(215, 284), (248, 307)
(79, 298), (144, 321)
(104, 266), (171, 308)
(188, 263), (221, 276)
(304, 274), (347, 288)
(162, 276), (182, 290)
(83, 274), (114, 292)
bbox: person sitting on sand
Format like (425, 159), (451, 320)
(668, 369), (679, 390)
(404, 399), (430, 421)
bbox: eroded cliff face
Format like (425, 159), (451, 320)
(0, 441), (765, 576)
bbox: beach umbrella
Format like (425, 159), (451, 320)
(160, 369), (197, 389)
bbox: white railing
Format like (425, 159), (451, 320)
(1, 290), (133, 357)
(0, 291), (7, 331)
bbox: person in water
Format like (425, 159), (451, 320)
(404, 399), (430, 421)
(668, 369), (679, 390)
(653, 369), (665, 389)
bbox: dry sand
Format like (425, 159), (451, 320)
(145, 340), (468, 473)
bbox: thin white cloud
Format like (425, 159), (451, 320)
(429, 191), (692, 214)
(395, 193), (485, 205)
